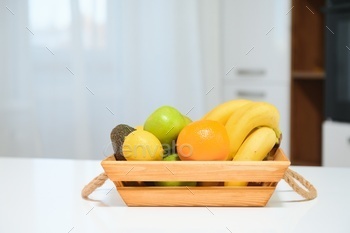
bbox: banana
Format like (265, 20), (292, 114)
(225, 101), (281, 160)
(202, 99), (252, 125)
(233, 127), (278, 161)
(224, 126), (278, 186)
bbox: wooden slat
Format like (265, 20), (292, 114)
(117, 186), (275, 207)
(101, 149), (290, 182)
(292, 71), (325, 80)
(101, 150), (289, 182)
(103, 162), (288, 182)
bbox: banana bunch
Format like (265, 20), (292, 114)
(203, 99), (282, 186)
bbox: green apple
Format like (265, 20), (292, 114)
(144, 106), (189, 151)
(182, 115), (192, 125)
(155, 153), (197, 187)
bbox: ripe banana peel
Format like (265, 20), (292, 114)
(202, 99), (252, 125)
(224, 126), (278, 187)
(225, 101), (281, 160)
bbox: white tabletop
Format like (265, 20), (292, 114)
(0, 156), (348, 233)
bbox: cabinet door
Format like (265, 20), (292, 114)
(221, 0), (291, 83)
(323, 121), (350, 167)
(223, 84), (290, 157)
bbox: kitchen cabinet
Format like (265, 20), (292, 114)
(222, 0), (291, 84)
(322, 121), (350, 167)
(221, 0), (291, 156)
(290, 0), (325, 166)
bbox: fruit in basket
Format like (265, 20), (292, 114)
(234, 127), (278, 161)
(202, 99), (251, 125)
(183, 115), (192, 125)
(225, 101), (281, 160)
(155, 153), (197, 186)
(176, 120), (230, 161)
(135, 125), (144, 130)
(155, 180), (197, 187)
(144, 106), (189, 152)
(110, 124), (136, 161)
(122, 130), (163, 161)
(198, 181), (223, 186)
(225, 126), (279, 186)
(164, 153), (180, 161)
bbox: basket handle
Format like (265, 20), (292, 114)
(283, 168), (317, 200)
(81, 173), (108, 199)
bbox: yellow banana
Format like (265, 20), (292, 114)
(202, 99), (252, 125)
(233, 127), (278, 161)
(225, 101), (281, 160)
(225, 126), (278, 186)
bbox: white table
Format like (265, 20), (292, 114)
(0, 156), (348, 233)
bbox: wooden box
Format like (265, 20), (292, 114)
(101, 148), (290, 207)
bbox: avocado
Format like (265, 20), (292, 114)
(110, 124), (136, 161)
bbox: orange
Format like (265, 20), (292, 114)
(176, 120), (230, 161)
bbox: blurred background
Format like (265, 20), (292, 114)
(0, 0), (291, 160)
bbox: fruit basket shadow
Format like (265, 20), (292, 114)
(82, 148), (317, 207)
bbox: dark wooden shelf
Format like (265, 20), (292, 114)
(291, 160), (323, 166)
(290, 0), (325, 167)
(292, 71), (325, 80)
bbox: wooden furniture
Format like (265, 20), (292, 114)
(290, 0), (325, 166)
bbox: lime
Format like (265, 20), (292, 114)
(155, 153), (197, 187)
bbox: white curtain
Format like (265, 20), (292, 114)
(0, 0), (222, 159)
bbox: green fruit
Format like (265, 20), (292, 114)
(155, 153), (197, 187)
(183, 115), (192, 125)
(110, 124), (136, 161)
(164, 153), (180, 161)
(144, 106), (188, 150)
(156, 181), (197, 187)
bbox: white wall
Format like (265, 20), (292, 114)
(0, 0), (291, 159)
(0, 0), (222, 159)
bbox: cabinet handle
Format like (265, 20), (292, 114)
(237, 69), (266, 76)
(236, 90), (266, 98)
